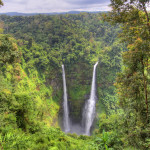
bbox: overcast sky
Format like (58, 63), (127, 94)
(0, 0), (111, 13)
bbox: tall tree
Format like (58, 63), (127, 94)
(107, 0), (150, 149)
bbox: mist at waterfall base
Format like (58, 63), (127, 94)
(61, 62), (98, 135)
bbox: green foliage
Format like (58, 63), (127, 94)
(0, 12), (125, 149)
(0, 13), (124, 122)
(105, 0), (150, 149)
(0, 6), (147, 150)
(97, 113), (124, 149)
(94, 130), (110, 150)
(0, 34), (20, 64)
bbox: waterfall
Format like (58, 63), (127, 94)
(82, 62), (98, 135)
(62, 64), (70, 132)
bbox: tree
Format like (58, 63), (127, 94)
(0, 35), (20, 64)
(0, 0), (3, 6)
(107, 0), (150, 149)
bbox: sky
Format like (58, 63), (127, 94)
(0, 0), (111, 13)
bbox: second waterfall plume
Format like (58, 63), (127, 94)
(82, 62), (98, 135)
(62, 64), (70, 132)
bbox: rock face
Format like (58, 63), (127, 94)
(66, 62), (93, 122)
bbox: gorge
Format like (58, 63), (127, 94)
(62, 62), (99, 135)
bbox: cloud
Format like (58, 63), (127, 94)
(0, 0), (111, 13)
(65, 0), (109, 5)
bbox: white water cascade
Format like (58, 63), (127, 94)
(62, 64), (70, 132)
(82, 62), (98, 135)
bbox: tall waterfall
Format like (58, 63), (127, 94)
(62, 64), (70, 132)
(82, 62), (98, 135)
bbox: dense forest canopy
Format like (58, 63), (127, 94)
(0, 12), (124, 149)
(0, 0), (150, 149)
(106, 0), (150, 149)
